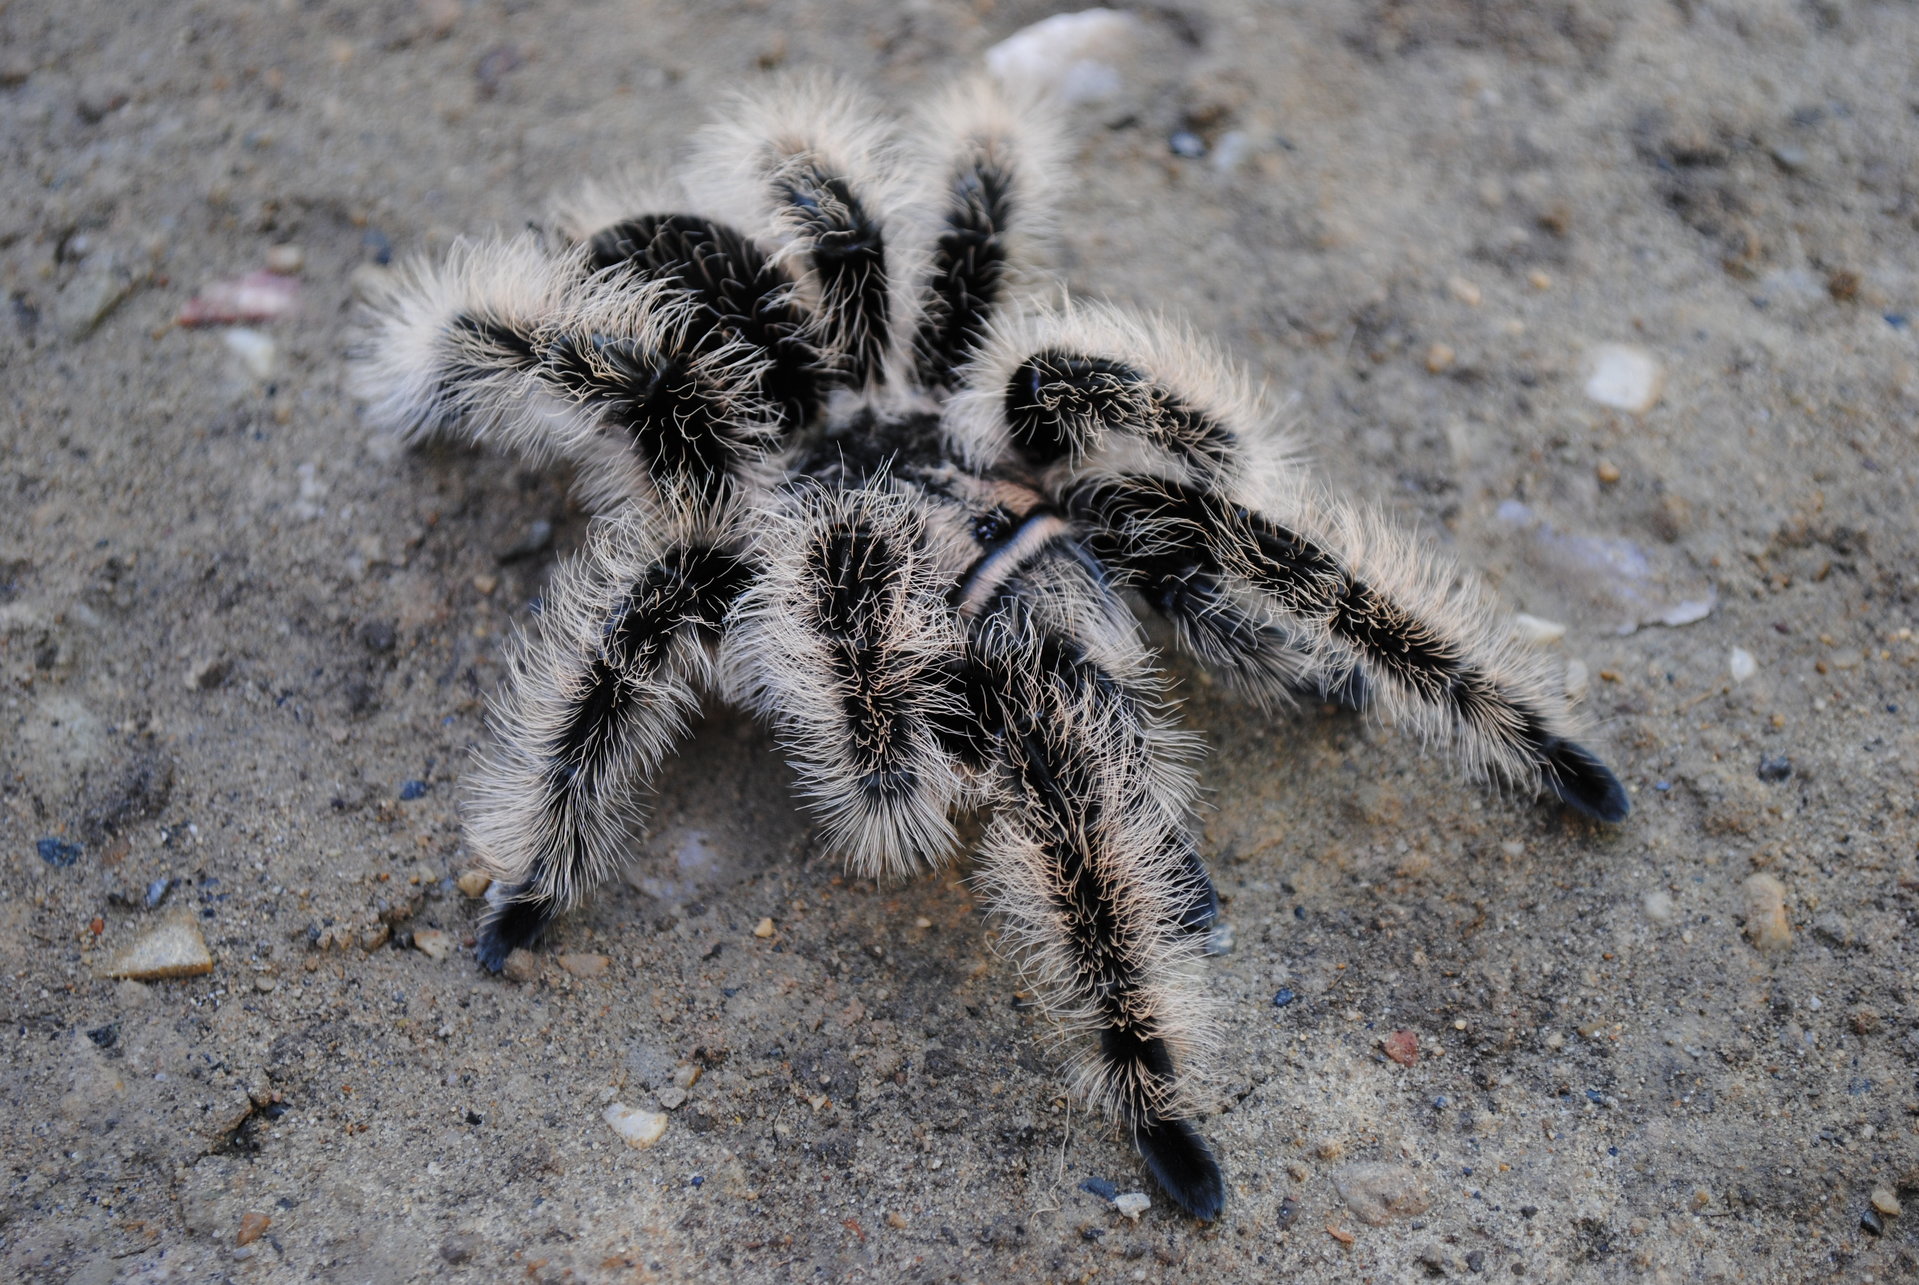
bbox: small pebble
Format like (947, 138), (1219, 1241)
(1583, 343), (1664, 413)
(254, 975), (277, 993)
(657, 1085), (687, 1110)
(186, 655), (231, 690)
(472, 573), (499, 596)
(1755, 754), (1792, 783)
(456, 870), (491, 898)
(413, 928), (451, 962)
(1114, 1192), (1151, 1221)
(1511, 613), (1566, 645)
(145, 876), (176, 908)
(235, 1212), (270, 1247)
(1080, 1176), (1119, 1201)
(1740, 873), (1791, 952)
(1871, 1187), (1901, 1218)
(1210, 130), (1251, 172)
(102, 913), (214, 980)
(673, 1062), (703, 1088)
(1595, 460), (1622, 485)
(557, 952), (610, 978)
(37, 837), (82, 868)
(1447, 275), (1482, 306)
(913, 916), (932, 929)
(264, 244), (305, 276)
(1424, 343), (1456, 374)
(1168, 130), (1205, 158)
(1335, 1162), (1433, 1225)
(501, 948), (542, 982)
(1272, 987), (1297, 1008)
(753, 917), (776, 938)
(223, 327), (278, 380)
(603, 1102), (669, 1148)
(1643, 891), (1675, 925)
(1769, 143), (1809, 173)
(1729, 647), (1757, 683)
(1381, 1030), (1419, 1066)
(59, 254), (137, 339)
(1527, 269), (1553, 290)
(398, 779), (428, 801)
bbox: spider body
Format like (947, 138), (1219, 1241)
(353, 75), (1627, 1222)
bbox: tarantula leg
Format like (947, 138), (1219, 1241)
(1065, 474), (1631, 823)
(533, 269), (786, 515)
(908, 78), (1063, 390)
(468, 510), (749, 972)
(968, 563), (1223, 1219)
(691, 77), (898, 388)
(569, 212), (823, 429)
(729, 487), (966, 875)
(351, 232), (579, 451)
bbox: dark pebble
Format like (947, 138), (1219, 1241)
(1467, 1249), (1485, 1273)
(359, 619), (397, 654)
(37, 837), (82, 867)
(86, 1023), (118, 1048)
(688, 1174), (705, 1187)
(465, 1111), (483, 1126)
(1276, 1195), (1298, 1228)
(362, 227), (392, 266)
(1885, 313), (1910, 331)
(1272, 988), (1297, 1008)
(1520, 1205), (1538, 1219)
(399, 779), (429, 801)
(1169, 130), (1205, 158)
(1860, 1209), (1884, 1236)
(263, 1101), (291, 1120)
(1756, 754), (1793, 783)
(145, 876), (176, 908)
(1078, 1177), (1118, 1202)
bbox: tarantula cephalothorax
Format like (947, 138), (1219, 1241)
(353, 75), (1628, 1220)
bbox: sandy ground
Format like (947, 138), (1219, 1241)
(4, 1), (1918, 1281)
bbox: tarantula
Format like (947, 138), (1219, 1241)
(353, 74), (1628, 1221)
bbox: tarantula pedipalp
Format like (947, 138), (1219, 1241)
(352, 74), (1629, 1222)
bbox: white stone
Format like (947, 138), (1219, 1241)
(224, 327), (278, 380)
(412, 928), (451, 962)
(101, 914), (214, 980)
(985, 9), (1142, 106)
(603, 1102), (668, 1148)
(1728, 647), (1757, 683)
(1583, 343), (1663, 413)
(1512, 613), (1567, 645)
(1643, 891), (1675, 925)
(1113, 1191), (1151, 1221)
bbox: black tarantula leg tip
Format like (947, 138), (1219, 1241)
(475, 883), (555, 973)
(1136, 1116), (1226, 1222)
(1172, 848), (1221, 933)
(1539, 736), (1631, 824)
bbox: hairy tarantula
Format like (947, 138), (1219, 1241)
(353, 74), (1628, 1221)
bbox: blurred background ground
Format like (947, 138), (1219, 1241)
(3, 1), (1917, 1281)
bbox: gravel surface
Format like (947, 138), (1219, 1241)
(4, 2), (1917, 1281)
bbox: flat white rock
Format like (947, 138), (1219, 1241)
(101, 914), (214, 980)
(1583, 343), (1663, 413)
(1729, 646), (1757, 683)
(1114, 1191), (1151, 1220)
(985, 9), (1142, 105)
(603, 1102), (668, 1148)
